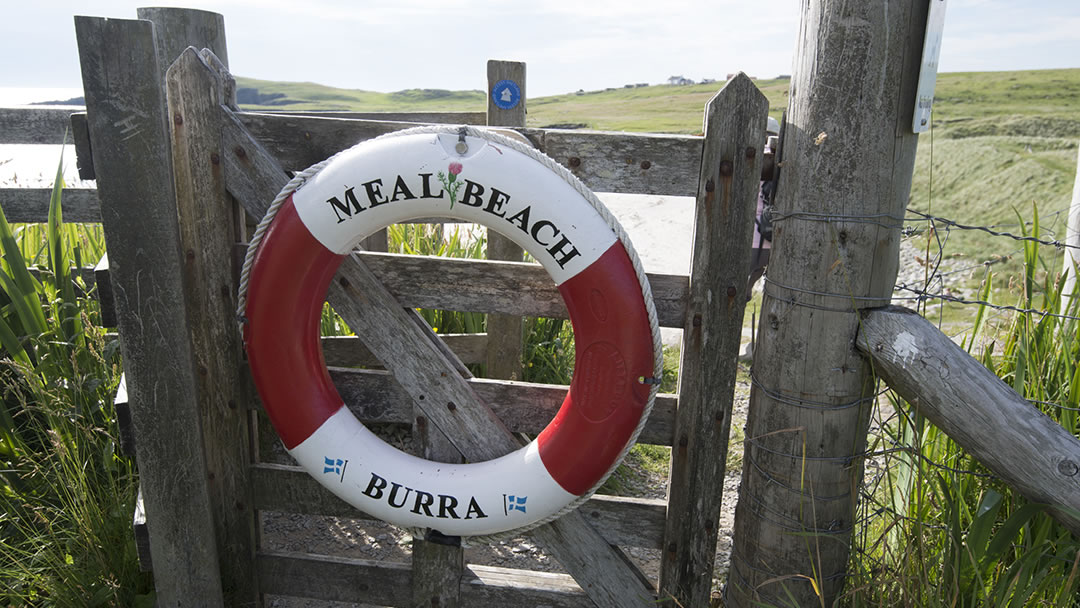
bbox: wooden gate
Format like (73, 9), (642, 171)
(69, 7), (767, 606)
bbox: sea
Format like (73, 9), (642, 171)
(1, 87), (91, 187)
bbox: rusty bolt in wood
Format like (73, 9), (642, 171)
(745, 146), (756, 159)
(719, 160), (734, 177)
(568, 156), (581, 168)
(640, 160), (651, 170)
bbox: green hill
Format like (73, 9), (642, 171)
(236, 70), (1080, 288)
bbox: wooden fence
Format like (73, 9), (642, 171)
(2, 7), (767, 607)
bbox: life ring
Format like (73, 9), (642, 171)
(240, 126), (661, 537)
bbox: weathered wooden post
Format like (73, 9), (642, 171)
(75, 7), (243, 605)
(484, 60), (527, 381)
(166, 46), (259, 603)
(726, 1), (927, 606)
(658, 74), (767, 607)
(857, 306), (1080, 535)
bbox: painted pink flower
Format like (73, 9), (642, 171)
(448, 161), (463, 176)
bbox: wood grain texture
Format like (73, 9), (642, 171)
(727, 2), (927, 606)
(411, 307), (469, 606)
(537, 129), (702, 197)
(253, 368), (677, 446)
(0, 188), (100, 223)
(858, 306), (1080, 535)
(94, 251), (691, 331)
(354, 251), (689, 328)
(237, 111), (702, 196)
(485, 60), (527, 383)
(257, 551), (593, 607)
(137, 7), (228, 78)
(114, 372), (135, 458)
(0, 107), (76, 145)
(75, 14), (224, 604)
(321, 333), (488, 368)
(657, 75), (767, 608)
(166, 46), (257, 604)
(222, 101), (656, 607)
(93, 253), (115, 328)
(71, 112), (95, 180)
(249, 463), (667, 549)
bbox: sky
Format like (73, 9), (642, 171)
(0, 0), (1078, 103)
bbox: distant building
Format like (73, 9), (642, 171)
(700, 78), (715, 84)
(635, 83), (649, 88)
(667, 75), (694, 86)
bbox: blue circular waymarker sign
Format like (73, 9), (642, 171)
(492, 79), (521, 110)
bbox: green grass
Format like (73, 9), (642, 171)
(235, 76), (486, 113)
(236, 69), (1080, 298)
(0, 157), (150, 605)
(844, 239), (1080, 608)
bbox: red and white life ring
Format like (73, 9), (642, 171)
(241, 127), (661, 536)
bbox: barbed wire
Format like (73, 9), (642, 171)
(905, 209), (1080, 251)
(892, 283), (1080, 322)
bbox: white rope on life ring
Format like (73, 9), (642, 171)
(238, 126), (662, 538)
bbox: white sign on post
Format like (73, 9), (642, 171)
(913, 0), (948, 133)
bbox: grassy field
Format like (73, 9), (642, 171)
(238, 69), (1080, 293)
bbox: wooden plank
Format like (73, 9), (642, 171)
(485, 60), (527, 383)
(658, 75), (767, 607)
(487, 60), (526, 126)
(0, 188), (100, 223)
(166, 46), (258, 604)
(94, 253), (115, 328)
(250, 463), (667, 549)
(133, 486), (153, 572)
(236, 111), (702, 196)
(70, 112), (95, 180)
(236, 111), (428, 171)
(221, 103), (657, 607)
(858, 306), (1080, 535)
(114, 372), (135, 457)
(137, 7), (229, 77)
(306, 368), (678, 446)
(75, 14), (224, 604)
(257, 551), (593, 607)
(411, 360), (467, 607)
(537, 129), (703, 197)
(726, 2), (927, 606)
(462, 564), (590, 608)
(321, 333), (488, 368)
(0, 107), (77, 145)
(260, 110), (487, 125)
(354, 251), (689, 328)
(257, 551), (412, 605)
